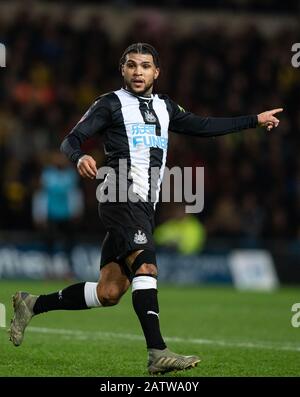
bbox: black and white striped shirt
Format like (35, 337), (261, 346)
(61, 88), (257, 207)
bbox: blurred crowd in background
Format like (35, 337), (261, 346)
(0, 6), (299, 252)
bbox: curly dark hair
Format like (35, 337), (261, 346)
(119, 43), (160, 69)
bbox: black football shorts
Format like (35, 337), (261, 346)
(98, 201), (156, 275)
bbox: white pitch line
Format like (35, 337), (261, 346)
(27, 326), (300, 352)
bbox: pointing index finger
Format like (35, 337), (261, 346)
(270, 108), (283, 115)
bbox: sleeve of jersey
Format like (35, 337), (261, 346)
(168, 100), (258, 137)
(60, 97), (112, 164)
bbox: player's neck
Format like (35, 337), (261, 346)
(123, 87), (153, 99)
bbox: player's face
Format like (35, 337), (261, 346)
(121, 53), (160, 96)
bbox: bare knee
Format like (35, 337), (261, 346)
(97, 261), (131, 306)
(97, 285), (124, 307)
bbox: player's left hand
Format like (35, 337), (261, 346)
(257, 108), (283, 132)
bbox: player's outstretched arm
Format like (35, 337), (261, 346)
(257, 108), (283, 131)
(168, 98), (284, 137)
(77, 155), (97, 179)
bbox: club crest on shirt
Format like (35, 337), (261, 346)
(134, 230), (148, 244)
(144, 110), (157, 123)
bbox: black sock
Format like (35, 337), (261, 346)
(132, 288), (166, 350)
(33, 282), (89, 314)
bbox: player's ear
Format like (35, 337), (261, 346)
(121, 64), (125, 77)
(154, 68), (160, 80)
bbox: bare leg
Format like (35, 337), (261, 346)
(9, 261), (130, 346)
(97, 261), (131, 306)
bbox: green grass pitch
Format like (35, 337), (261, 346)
(0, 280), (299, 377)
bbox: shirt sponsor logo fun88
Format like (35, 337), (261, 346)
(131, 123), (168, 150)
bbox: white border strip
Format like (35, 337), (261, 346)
(0, 303), (6, 327)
